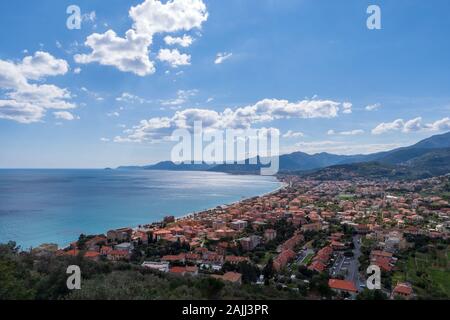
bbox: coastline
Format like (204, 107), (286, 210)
(175, 178), (287, 222)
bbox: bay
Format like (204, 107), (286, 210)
(0, 169), (281, 249)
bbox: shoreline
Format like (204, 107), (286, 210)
(175, 179), (287, 222)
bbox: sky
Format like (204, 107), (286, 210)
(0, 0), (449, 168)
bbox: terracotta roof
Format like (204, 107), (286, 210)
(393, 283), (413, 296)
(84, 251), (100, 258)
(210, 271), (242, 283)
(328, 279), (358, 293)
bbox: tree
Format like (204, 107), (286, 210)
(356, 289), (388, 300)
(262, 258), (275, 279)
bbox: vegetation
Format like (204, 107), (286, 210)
(0, 241), (304, 300)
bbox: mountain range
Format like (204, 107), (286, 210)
(117, 131), (450, 179)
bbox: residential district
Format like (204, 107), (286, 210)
(32, 174), (450, 300)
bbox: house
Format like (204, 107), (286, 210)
(230, 220), (248, 231)
(301, 222), (322, 232)
(264, 229), (277, 241)
(152, 229), (172, 241)
(331, 241), (346, 251)
(169, 265), (198, 276)
(225, 256), (250, 265)
(391, 282), (413, 299)
(114, 242), (134, 253)
(280, 233), (304, 251)
(240, 235), (262, 251)
(141, 261), (170, 273)
(107, 249), (130, 261)
(328, 279), (358, 295)
(100, 245), (113, 256)
(273, 249), (296, 271)
(84, 251), (101, 261)
(161, 253), (186, 264)
(107, 227), (132, 242)
(211, 272), (242, 284)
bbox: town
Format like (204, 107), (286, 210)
(32, 173), (450, 300)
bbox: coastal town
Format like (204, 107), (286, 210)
(32, 173), (450, 300)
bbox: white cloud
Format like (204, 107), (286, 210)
(54, 111), (78, 121)
(100, 137), (110, 142)
(282, 130), (304, 138)
(17, 51), (69, 80)
(426, 117), (450, 132)
(161, 89), (197, 106)
(75, 0), (208, 76)
(328, 129), (364, 136)
(214, 52), (233, 64)
(164, 35), (193, 47)
(365, 103), (381, 111)
(74, 67), (81, 74)
(74, 30), (154, 76)
(116, 92), (148, 104)
(115, 98), (350, 142)
(0, 51), (75, 123)
(372, 117), (450, 134)
(341, 102), (352, 114)
(157, 49), (191, 67)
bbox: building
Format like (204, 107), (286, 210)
(391, 282), (413, 299)
(328, 279), (358, 295)
(141, 261), (170, 273)
(230, 220), (248, 231)
(273, 249), (296, 271)
(240, 235), (262, 251)
(264, 229), (277, 241)
(107, 227), (132, 242)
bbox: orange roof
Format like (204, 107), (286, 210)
(328, 279), (357, 293)
(84, 251), (100, 258)
(169, 266), (186, 274)
(65, 249), (80, 256)
(393, 283), (413, 296)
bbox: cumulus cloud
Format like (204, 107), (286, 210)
(164, 35), (193, 47)
(157, 49), (191, 67)
(214, 52), (233, 64)
(75, 0), (208, 76)
(115, 98), (351, 143)
(18, 51), (69, 80)
(372, 117), (450, 134)
(74, 30), (154, 76)
(54, 111), (78, 121)
(0, 51), (75, 123)
(282, 130), (304, 138)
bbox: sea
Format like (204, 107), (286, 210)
(0, 169), (281, 249)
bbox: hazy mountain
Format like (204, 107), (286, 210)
(116, 131), (450, 178)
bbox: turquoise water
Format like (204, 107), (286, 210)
(0, 169), (281, 249)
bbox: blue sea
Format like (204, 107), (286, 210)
(0, 169), (281, 249)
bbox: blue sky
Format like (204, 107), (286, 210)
(0, 0), (449, 168)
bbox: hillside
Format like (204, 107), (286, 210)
(116, 131), (450, 179)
